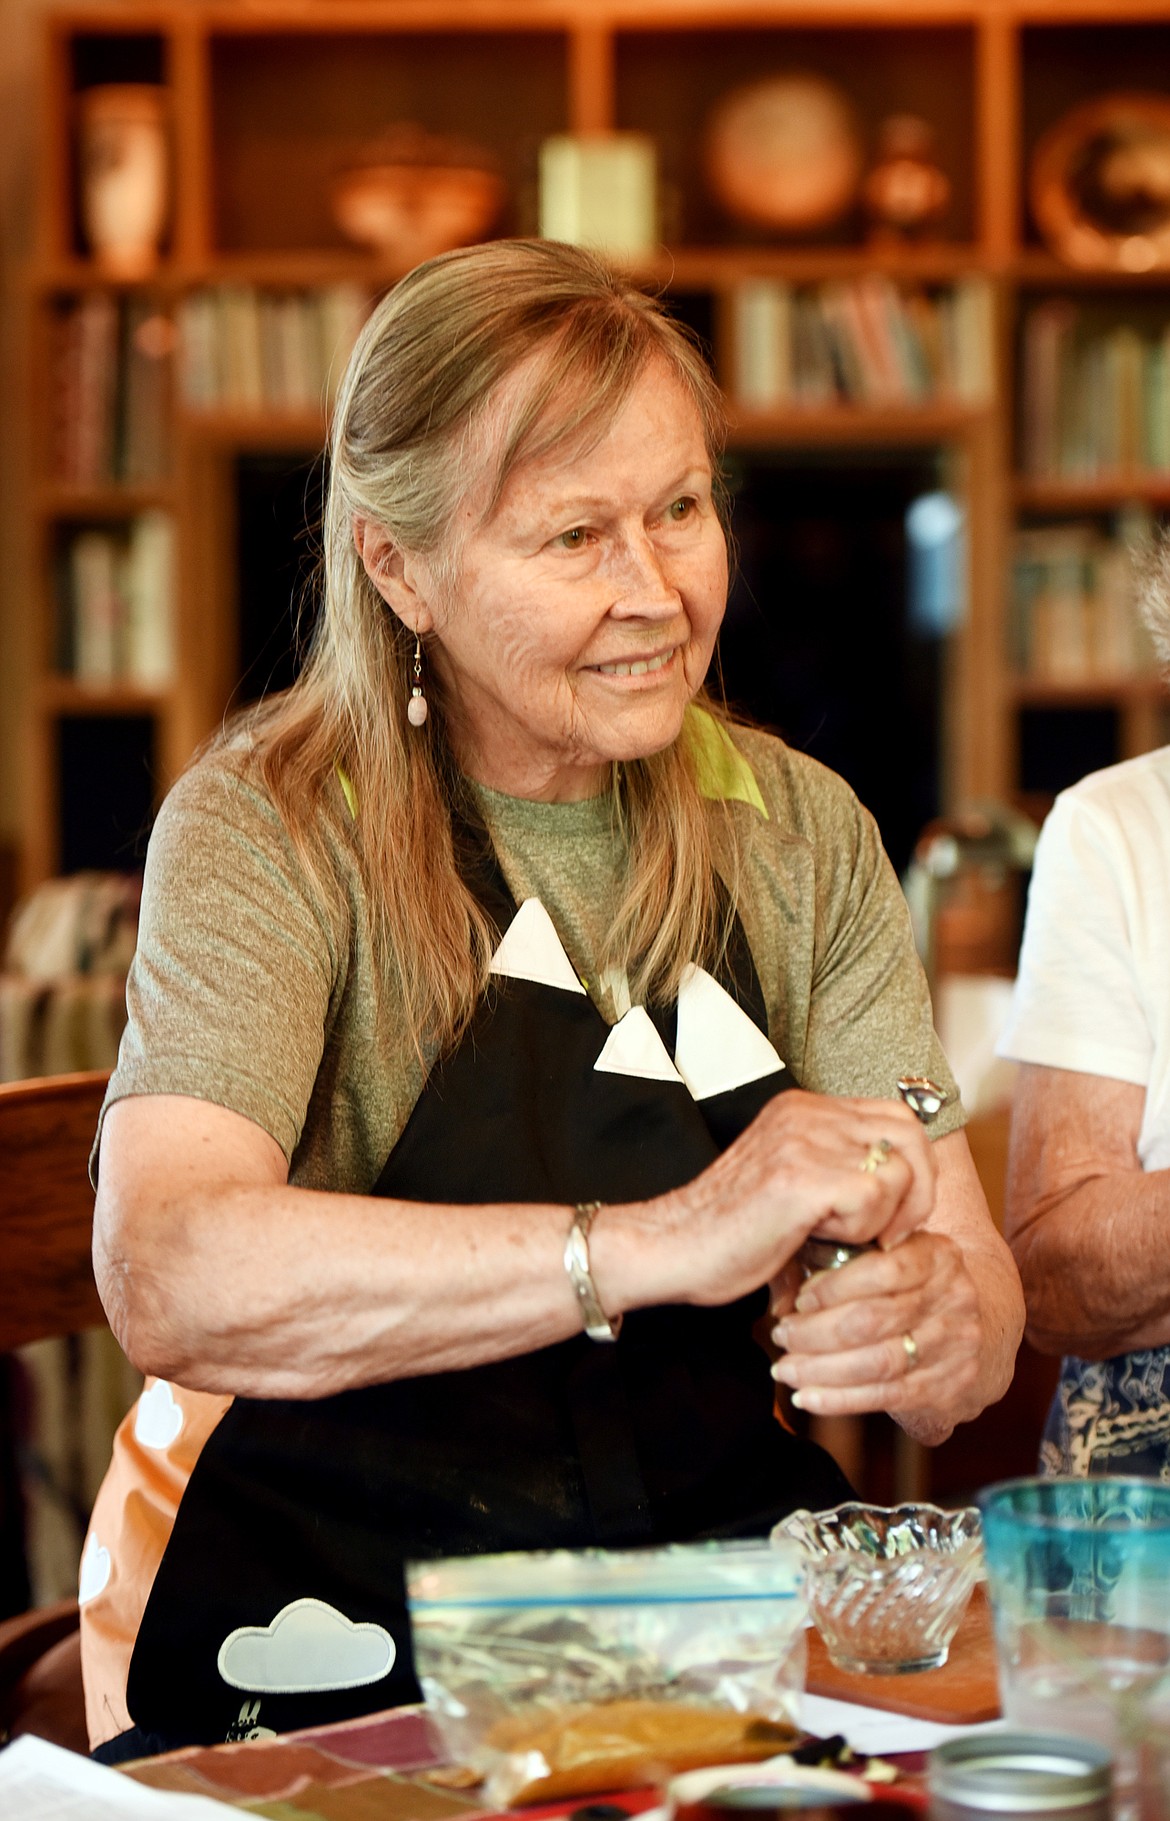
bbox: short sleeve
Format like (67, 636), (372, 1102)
(94, 758), (343, 1176)
(735, 732), (962, 1136)
(997, 789), (1152, 1085)
(802, 784), (963, 1133)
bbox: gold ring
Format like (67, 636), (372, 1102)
(860, 1138), (893, 1174)
(902, 1331), (919, 1369)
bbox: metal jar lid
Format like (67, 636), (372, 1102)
(929, 1733), (1112, 1813)
(798, 1237), (876, 1274)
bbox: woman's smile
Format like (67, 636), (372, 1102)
(589, 647), (680, 680)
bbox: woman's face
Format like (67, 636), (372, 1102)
(415, 355), (728, 802)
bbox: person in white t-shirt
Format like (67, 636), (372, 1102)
(998, 544), (1170, 1476)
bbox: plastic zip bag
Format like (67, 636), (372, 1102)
(407, 1539), (807, 1806)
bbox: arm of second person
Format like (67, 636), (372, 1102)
(1006, 1062), (1170, 1358)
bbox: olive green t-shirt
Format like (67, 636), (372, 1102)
(95, 721), (962, 1188)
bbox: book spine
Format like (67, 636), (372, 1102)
(1111, 324), (1143, 473)
(1020, 304), (1070, 478)
(953, 278), (994, 405)
(1150, 332), (1170, 472)
(178, 291), (218, 408)
(120, 300), (172, 484)
(278, 293), (316, 412)
(887, 286), (932, 401)
(732, 280), (790, 408)
(73, 292), (119, 486)
(221, 286), (264, 412)
(319, 286), (368, 404)
(852, 275), (907, 401)
(69, 528), (123, 683)
(51, 302), (84, 484)
(818, 283), (869, 401)
(123, 510), (175, 687)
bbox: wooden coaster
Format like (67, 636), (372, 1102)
(804, 1584), (1002, 1725)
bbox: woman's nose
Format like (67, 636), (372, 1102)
(609, 533), (678, 615)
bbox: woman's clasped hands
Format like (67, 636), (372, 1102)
(667, 1088), (984, 1443)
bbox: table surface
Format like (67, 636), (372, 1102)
(120, 1598), (1001, 1820)
(124, 1707), (670, 1821)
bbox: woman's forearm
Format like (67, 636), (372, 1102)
(933, 1133), (1023, 1416)
(98, 1176), (606, 1398)
(95, 1087), (940, 1401)
(1006, 1065), (1170, 1359)
(93, 1096), (732, 1398)
(96, 1094), (627, 1396)
(1010, 1173), (1170, 1357)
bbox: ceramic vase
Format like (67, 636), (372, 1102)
(78, 84), (169, 276)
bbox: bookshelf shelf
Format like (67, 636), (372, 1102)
(16, 0), (1170, 888)
(39, 677), (171, 716)
(1014, 476), (1170, 510)
(125, 247), (995, 299)
(199, 253), (398, 288)
(34, 484), (176, 517)
(1014, 255), (1170, 292)
(728, 401), (991, 447)
(183, 410), (329, 448)
(641, 246), (986, 290)
(1009, 675), (1167, 708)
(31, 262), (187, 293)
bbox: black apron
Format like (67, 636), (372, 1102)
(125, 814), (851, 1746)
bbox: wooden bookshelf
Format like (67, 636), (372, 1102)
(18, 0), (1170, 889)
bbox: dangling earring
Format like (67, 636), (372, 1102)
(407, 636), (427, 727)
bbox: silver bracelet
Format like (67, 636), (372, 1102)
(563, 1200), (622, 1343)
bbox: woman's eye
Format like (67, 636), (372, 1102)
(667, 497), (696, 522)
(556, 526), (588, 550)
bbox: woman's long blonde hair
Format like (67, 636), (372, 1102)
(235, 239), (746, 1054)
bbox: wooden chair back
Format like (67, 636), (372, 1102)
(0, 1070), (109, 1353)
(0, 1069), (109, 1751)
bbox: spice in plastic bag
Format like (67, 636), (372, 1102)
(407, 1540), (807, 1806)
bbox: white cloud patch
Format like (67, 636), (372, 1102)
(134, 1379), (184, 1450)
(217, 1597), (396, 1694)
(79, 1532), (111, 1604)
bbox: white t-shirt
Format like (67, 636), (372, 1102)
(997, 746), (1170, 1173)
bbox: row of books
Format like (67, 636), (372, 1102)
(730, 276), (995, 410)
(1020, 304), (1170, 479)
(51, 293), (172, 488)
(48, 285), (370, 486)
(55, 511), (175, 687)
(1010, 513), (1157, 683)
(178, 285), (368, 413)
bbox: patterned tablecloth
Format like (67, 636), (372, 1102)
(122, 1706), (663, 1821)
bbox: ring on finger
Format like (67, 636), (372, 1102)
(860, 1137), (894, 1174)
(902, 1330), (919, 1370)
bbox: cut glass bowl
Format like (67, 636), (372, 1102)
(774, 1500), (983, 1675)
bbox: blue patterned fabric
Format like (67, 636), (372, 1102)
(1041, 1350), (1170, 1480)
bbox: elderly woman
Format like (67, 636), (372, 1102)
(84, 240), (1022, 1760)
(998, 537), (1170, 1477)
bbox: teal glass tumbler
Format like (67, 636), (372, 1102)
(979, 1477), (1170, 1821)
